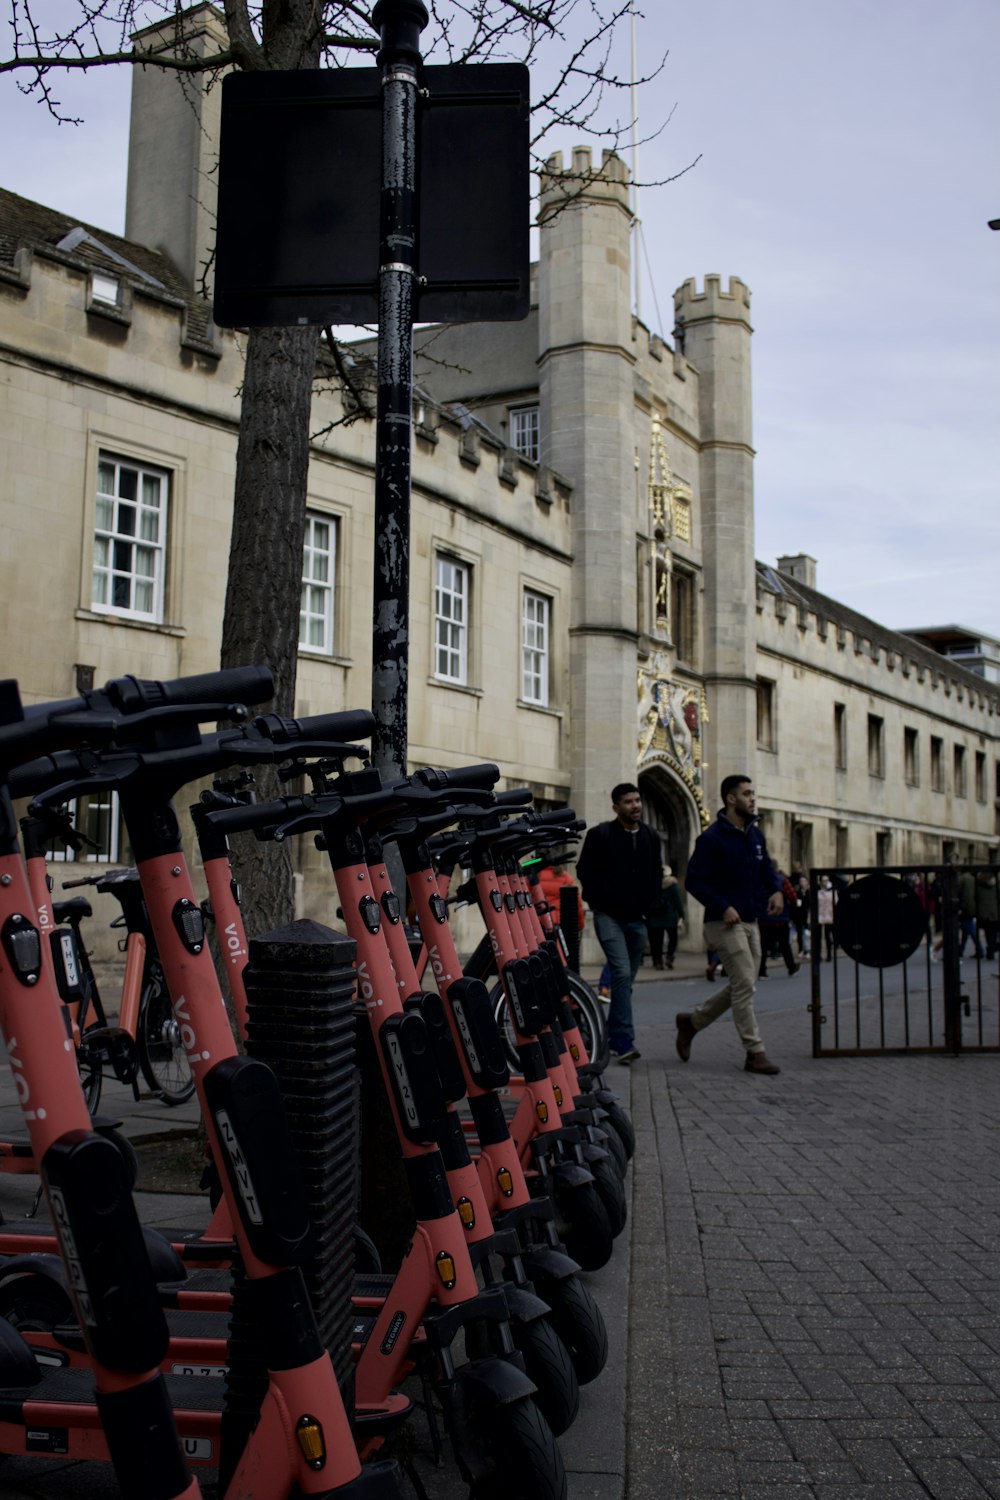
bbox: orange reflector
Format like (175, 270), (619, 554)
(436, 1251), (457, 1289)
(535, 1100), (549, 1124)
(553, 1084), (563, 1106)
(570, 1043), (580, 1061)
(457, 1196), (476, 1230)
(497, 1167), (514, 1197)
(295, 1415), (326, 1469)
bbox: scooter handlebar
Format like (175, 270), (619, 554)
(253, 708), (375, 748)
(492, 786), (534, 808)
(105, 666), (274, 715)
(412, 763), (500, 793)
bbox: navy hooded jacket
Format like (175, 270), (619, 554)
(685, 810), (783, 923)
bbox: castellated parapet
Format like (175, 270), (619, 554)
(674, 275), (753, 332)
(538, 147), (631, 223)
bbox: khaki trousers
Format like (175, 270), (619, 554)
(693, 920), (764, 1054)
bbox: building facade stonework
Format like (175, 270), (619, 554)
(1, 21), (997, 958)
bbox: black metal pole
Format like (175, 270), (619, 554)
(370, 0), (428, 784)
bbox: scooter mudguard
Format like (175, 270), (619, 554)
(549, 1160), (592, 1191)
(141, 1227), (187, 1284)
(458, 1353), (538, 1405)
(502, 1284), (551, 1328)
(312, 1457), (405, 1499)
(579, 1141), (611, 1166)
(0, 1251), (68, 1292)
(0, 1314), (42, 1387)
(519, 1245), (580, 1285)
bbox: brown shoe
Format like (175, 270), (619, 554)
(744, 1051), (780, 1076)
(705, 963), (718, 981)
(676, 1013), (696, 1062)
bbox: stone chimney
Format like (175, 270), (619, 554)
(777, 554), (817, 589)
(125, 3), (228, 291)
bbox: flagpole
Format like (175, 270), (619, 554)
(630, 0), (640, 321)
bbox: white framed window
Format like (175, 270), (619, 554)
(522, 590), (550, 706)
(300, 512), (336, 654)
(92, 455), (168, 621)
(434, 556), (469, 684)
(46, 792), (122, 864)
(509, 406), (540, 463)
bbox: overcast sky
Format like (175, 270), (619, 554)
(2, 0), (998, 638)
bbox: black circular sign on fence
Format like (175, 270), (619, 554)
(831, 873), (926, 969)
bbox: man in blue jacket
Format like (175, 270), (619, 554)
(677, 774), (784, 1075)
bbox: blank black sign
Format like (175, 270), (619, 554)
(214, 63), (530, 327)
(832, 873), (927, 969)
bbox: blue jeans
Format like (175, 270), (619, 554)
(593, 911), (647, 1052)
(959, 917), (983, 959)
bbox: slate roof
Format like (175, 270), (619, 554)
(0, 185), (217, 352)
(756, 562), (999, 703)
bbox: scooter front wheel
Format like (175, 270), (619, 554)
(531, 1273), (608, 1384)
(551, 1179), (613, 1271)
(466, 1393), (567, 1500)
(511, 1315), (579, 1437)
(589, 1151), (628, 1237)
(601, 1097), (635, 1161)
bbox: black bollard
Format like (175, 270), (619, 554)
(220, 918), (362, 1489)
(560, 884), (582, 972)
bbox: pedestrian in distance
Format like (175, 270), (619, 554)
(675, 775), (785, 1076)
(758, 871), (801, 978)
(975, 870), (998, 962)
(817, 875), (836, 960)
(576, 782), (663, 1064)
(958, 866), (984, 960)
(646, 866), (685, 969)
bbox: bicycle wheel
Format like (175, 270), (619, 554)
(490, 980), (521, 1073)
(137, 966), (195, 1104)
(464, 1392), (567, 1500)
(565, 971), (609, 1069)
(76, 1039), (103, 1115)
(511, 1315), (579, 1437)
(531, 1273), (608, 1385)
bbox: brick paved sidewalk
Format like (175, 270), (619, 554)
(626, 991), (1000, 1499)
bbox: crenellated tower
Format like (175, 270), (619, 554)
(538, 147), (637, 828)
(673, 275), (756, 782)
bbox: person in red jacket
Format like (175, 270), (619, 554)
(537, 864), (585, 931)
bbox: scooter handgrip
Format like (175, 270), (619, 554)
(253, 707), (376, 746)
(531, 807), (579, 826)
(494, 786), (534, 807)
(203, 797), (294, 836)
(414, 763), (500, 792)
(7, 749), (91, 800)
(105, 666), (275, 715)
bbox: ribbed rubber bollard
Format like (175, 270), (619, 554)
(220, 918), (360, 1488)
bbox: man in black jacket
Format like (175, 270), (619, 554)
(576, 782), (662, 1064)
(677, 774), (784, 1075)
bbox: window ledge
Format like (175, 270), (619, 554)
(518, 699), (563, 719)
(75, 608), (185, 638)
(428, 677), (483, 698)
(299, 649), (353, 667)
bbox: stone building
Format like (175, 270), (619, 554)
(1, 4), (997, 958)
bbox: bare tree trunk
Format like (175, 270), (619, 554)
(220, 323), (320, 936)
